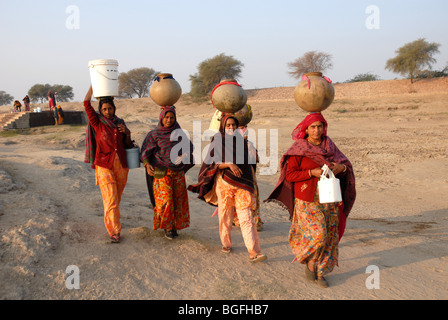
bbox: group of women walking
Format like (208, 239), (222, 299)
(83, 84), (356, 287)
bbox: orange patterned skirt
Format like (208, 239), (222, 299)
(153, 169), (190, 231)
(289, 189), (339, 277)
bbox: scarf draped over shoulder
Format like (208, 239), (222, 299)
(140, 106), (194, 172)
(188, 115), (257, 204)
(84, 113), (125, 169)
(265, 112), (356, 239)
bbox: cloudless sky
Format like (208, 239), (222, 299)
(1, 0), (447, 102)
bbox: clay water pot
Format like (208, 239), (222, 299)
(150, 73), (182, 106)
(232, 104), (253, 127)
(211, 79), (247, 113)
(294, 72), (335, 112)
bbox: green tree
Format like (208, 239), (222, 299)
(189, 53), (244, 98)
(0, 91), (14, 106)
(288, 51), (333, 79)
(28, 83), (51, 103)
(27, 83), (73, 103)
(50, 84), (74, 102)
(416, 61), (448, 79)
(385, 38), (441, 83)
(119, 67), (158, 98)
(345, 72), (381, 83)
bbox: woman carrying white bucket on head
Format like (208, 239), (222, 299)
(83, 85), (133, 243)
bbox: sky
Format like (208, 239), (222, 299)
(1, 0), (447, 102)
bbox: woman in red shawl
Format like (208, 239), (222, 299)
(266, 112), (356, 287)
(83, 86), (133, 243)
(189, 115), (267, 263)
(140, 106), (194, 240)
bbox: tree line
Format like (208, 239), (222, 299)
(118, 37), (446, 99)
(1, 37), (445, 106)
(0, 84), (74, 106)
(288, 38), (445, 84)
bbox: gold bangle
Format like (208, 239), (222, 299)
(309, 170), (312, 178)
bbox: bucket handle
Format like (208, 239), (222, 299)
(90, 65), (118, 81)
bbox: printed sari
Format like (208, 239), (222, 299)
(153, 169), (190, 231)
(266, 112), (356, 276)
(140, 106), (193, 231)
(289, 190), (339, 277)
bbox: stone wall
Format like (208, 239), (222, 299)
(5, 111), (87, 129)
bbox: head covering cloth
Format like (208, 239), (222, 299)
(84, 109), (125, 169)
(265, 112), (356, 240)
(188, 114), (257, 204)
(140, 106), (194, 172)
(291, 112), (327, 140)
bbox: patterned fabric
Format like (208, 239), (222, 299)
(84, 109), (125, 169)
(188, 116), (257, 199)
(266, 111), (355, 223)
(216, 173), (260, 257)
(289, 189), (339, 277)
(96, 155), (129, 236)
(153, 169), (190, 231)
(140, 106), (193, 171)
(233, 167), (263, 229)
(266, 136), (356, 221)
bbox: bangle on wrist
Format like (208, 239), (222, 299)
(309, 170), (312, 178)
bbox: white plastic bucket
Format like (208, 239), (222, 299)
(126, 147), (141, 169)
(36, 107), (42, 112)
(88, 59), (119, 98)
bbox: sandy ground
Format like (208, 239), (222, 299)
(1, 79), (448, 300)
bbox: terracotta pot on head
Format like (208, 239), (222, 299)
(294, 72), (335, 112)
(150, 73), (182, 106)
(211, 79), (247, 113)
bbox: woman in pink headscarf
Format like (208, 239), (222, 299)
(266, 112), (356, 288)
